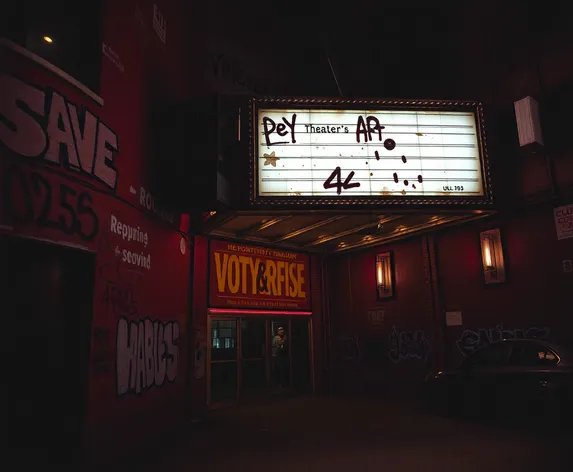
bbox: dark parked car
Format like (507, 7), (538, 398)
(422, 339), (573, 426)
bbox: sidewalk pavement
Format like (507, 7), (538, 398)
(103, 393), (573, 472)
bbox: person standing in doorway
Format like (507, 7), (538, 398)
(272, 326), (288, 389)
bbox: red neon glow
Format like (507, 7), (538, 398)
(208, 308), (312, 316)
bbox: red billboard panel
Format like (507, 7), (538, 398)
(209, 240), (311, 311)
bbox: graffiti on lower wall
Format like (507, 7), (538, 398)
(456, 325), (551, 357)
(389, 326), (432, 364)
(340, 334), (361, 362)
(116, 317), (180, 396)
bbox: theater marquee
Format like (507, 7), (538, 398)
(249, 97), (492, 207)
(209, 240), (311, 310)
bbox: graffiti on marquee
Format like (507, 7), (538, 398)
(116, 317), (180, 396)
(456, 325), (551, 357)
(388, 326), (432, 364)
(261, 113), (423, 195)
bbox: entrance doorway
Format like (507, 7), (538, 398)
(208, 314), (313, 407)
(1, 235), (95, 465)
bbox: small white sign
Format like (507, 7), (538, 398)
(153, 4), (167, 44)
(554, 204), (573, 240)
(367, 309), (385, 327)
(514, 96), (544, 147)
(445, 311), (463, 327)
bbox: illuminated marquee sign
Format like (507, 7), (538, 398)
(249, 97), (491, 206)
(209, 240), (311, 310)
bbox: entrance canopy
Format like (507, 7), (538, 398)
(202, 96), (495, 254)
(202, 210), (493, 254)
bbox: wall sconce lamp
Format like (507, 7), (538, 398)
(376, 252), (395, 299)
(480, 228), (506, 284)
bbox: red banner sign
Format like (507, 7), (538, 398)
(209, 240), (311, 310)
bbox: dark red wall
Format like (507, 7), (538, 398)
(328, 237), (439, 395)
(310, 255), (327, 392)
(0, 0), (193, 461)
(328, 203), (573, 393)
(437, 204), (573, 367)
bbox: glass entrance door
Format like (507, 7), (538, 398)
(209, 319), (238, 405)
(240, 317), (269, 400)
(208, 315), (313, 406)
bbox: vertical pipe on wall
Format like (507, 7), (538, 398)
(190, 235), (209, 421)
(532, 32), (558, 201)
(184, 234), (194, 424)
(424, 235), (445, 370)
(346, 256), (353, 310)
(320, 255), (331, 393)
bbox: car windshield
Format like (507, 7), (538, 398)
(462, 340), (565, 369)
(462, 342), (513, 367)
(508, 341), (560, 365)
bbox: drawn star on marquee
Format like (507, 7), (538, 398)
(263, 151), (280, 167)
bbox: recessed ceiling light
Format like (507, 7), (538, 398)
(43, 36), (53, 43)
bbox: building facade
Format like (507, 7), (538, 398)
(1, 0), (195, 464)
(1, 0), (320, 464)
(327, 4), (573, 395)
(3, 0), (573, 466)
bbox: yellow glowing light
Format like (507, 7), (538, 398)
(43, 36), (53, 43)
(482, 236), (495, 269)
(484, 244), (493, 267)
(376, 253), (393, 298)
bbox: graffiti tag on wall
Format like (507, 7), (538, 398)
(97, 230), (143, 317)
(389, 326), (432, 364)
(0, 73), (119, 190)
(340, 334), (361, 362)
(116, 317), (180, 396)
(2, 165), (100, 241)
(456, 325), (551, 357)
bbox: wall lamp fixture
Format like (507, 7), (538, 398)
(480, 228), (506, 284)
(376, 251), (395, 299)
